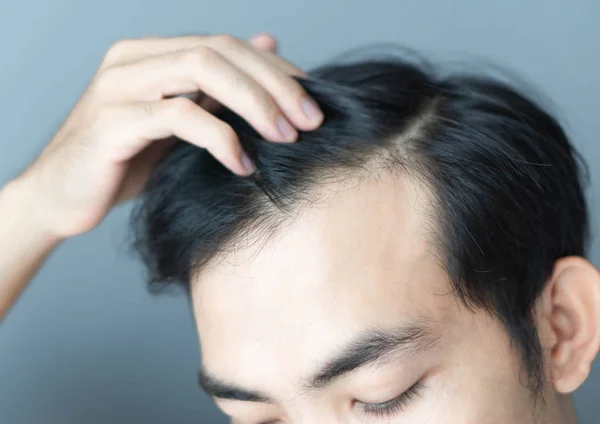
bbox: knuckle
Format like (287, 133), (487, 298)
(265, 71), (306, 99)
(229, 72), (249, 92)
(210, 33), (239, 47)
(213, 124), (239, 149)
(92, 67), (118, 92)
(141, 101), (160, 117)
(183, 45), (217, 67)
(165, 97), (195, 119)
(105, 38), (133, 59)
(227, 71), (253, 95)
(281, 81), (307, 104)
(242, 85), (277, 118)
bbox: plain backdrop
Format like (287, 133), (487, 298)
(0, 1), (598, 423)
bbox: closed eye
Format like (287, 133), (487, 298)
(356, 381), (425, 418)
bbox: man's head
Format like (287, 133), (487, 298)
(131, 54), (600, 423)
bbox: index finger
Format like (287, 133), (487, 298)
(101, 35), (209, 68)
(101, 33), (280, 69)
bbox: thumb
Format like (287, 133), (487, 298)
(248, 32), (278, 53)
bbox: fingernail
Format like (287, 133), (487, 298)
(301, 97), (323, 124)
(277, 115), (297, 142)
(240, 152), (256, 174)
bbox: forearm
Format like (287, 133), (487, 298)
(0, 177), (64, 321)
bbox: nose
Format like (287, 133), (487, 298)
(286, 409), (347, 424)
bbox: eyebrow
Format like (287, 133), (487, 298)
(198, 322), (440, 403)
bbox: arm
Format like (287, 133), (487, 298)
(0, 176), (64, 320)
(0, 33), (323, 323)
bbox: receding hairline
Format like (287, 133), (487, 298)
(189, 96), (445, 286)
(191, 171), (441, 290)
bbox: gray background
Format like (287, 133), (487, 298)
(0, 0), (598, 422)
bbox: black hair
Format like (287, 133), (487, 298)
(129, 51), (590, 398)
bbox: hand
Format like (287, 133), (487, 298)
(15, 33), (323, 240)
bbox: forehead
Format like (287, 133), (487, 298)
(191, 172), (456, 380)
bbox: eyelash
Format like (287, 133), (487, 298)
(253, 382), (425, 424)
(358, 381), (425, 418)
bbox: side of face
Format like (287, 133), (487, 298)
(190, 173), (568, 423)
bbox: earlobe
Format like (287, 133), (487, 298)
(543, 256), (600, 393)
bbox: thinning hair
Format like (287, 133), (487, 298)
(129, 50), (590, 397)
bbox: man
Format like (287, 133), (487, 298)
(1, 33), (598, 423)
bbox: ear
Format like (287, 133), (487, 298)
(535, 256), (600, 393)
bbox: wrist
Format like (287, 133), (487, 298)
(1, 175), (66, 247)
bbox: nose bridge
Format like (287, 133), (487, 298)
(286, 401), (347, 424)
(292, 413), (344, 424)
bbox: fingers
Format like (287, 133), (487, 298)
(97, 44), (322, 143)
(248, 32), (278, 52)
(101, 32), (277, 68)
(247, 33), (307, 78)
(108, 47), (297, 142)
(94, 33), (322, 178)
(255, 50), (308, 78)
(100, 98), (254, 176)
(196, 33), (300, 112)
(205, 35), (320, 131)
(101, 35), (207, 68)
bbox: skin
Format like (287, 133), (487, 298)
(1, 32), (599, 423)
(192, 172), (600, 423)
(0, 32), (323, 320)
